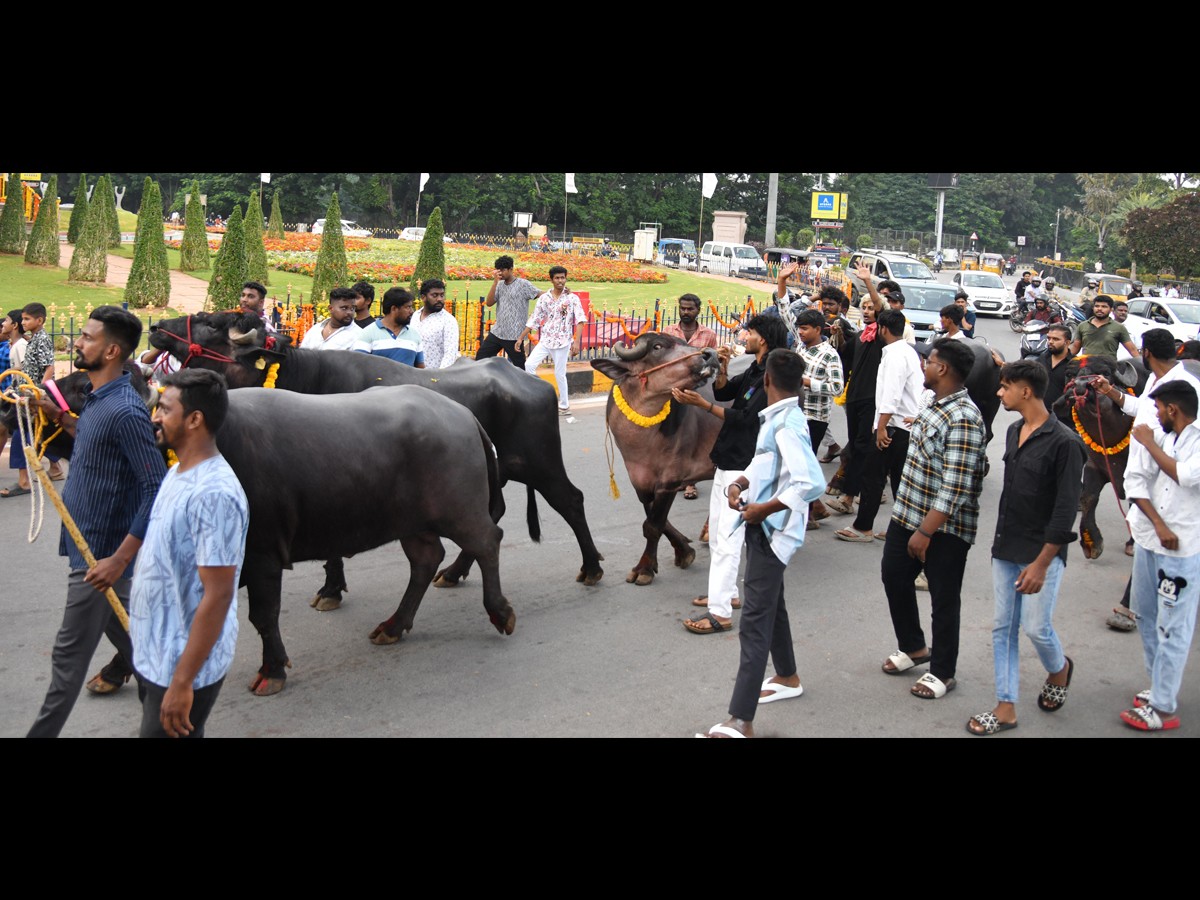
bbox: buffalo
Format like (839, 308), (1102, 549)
(590, 333), (720, 585)
(147, 313), (603, 605)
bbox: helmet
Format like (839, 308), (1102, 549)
(1133, 281), (1144, 289)
(1044, 277), (1056, 288)
(1031, 277), (1042, 286)
(1087, 277), (1098, 287)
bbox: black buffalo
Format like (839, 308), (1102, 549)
(147, 313), (603, 605)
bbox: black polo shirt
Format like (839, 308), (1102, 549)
(1034, 349), (1073, 412)
(845, 330), (884, 405)
(710, 356), (768, 471)
(991, 415), (1087, 564)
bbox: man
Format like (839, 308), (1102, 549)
(354, 287), (425, 367)
(1165, 284), (1180, 299)
(793, 308), (843, 525)
(411, 279), (460, 369)
(835, 309), (923, 543)
(131, 369), (248, 738)
(351, 281), (377, 330)
(966, 360), (1084, 735)
(26, 307), (167, 737)
(300, 287), (360, 351)
(1078, 277), (1100, 310)
(695, 350), (823, 738)
(1090, 328), (1200, 630)
(1023, 295), (1064, 325)
(518, 265), (586, 414)
(1129, 281), (1145, 301)
(955, 291), (977, 339)
(1015, 271), (1034, 305)
(939, 303), (968, 340)
(881, 288), (916, 344)
(934, 250), (944, 271)
(1119, 380), (1200, 730)
(817, 287), (856, 463)
(672, 314), (788, 633)
(663, 293), (720, 501)
(238, 281), (276, 334)
(478, 255), (541, 368)
(1021, 276), (1043, 316)
(879, 339), (986, 699)
(1041, 276), (1060, 305)
(1070, 297), (1138, 359)
(1034, 323), (1074, 413)
(3, 303), (64, 499)
(1113, 300), (1130, 324)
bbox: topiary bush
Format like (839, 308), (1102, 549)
(125, 177), (171, 308)
(96, 174), (122, 247)
(268, 190), (285, 239)
(68, 183), (108, 283)
(409, 206), (447, 295)
(795, 228), (814, 249)
(67, 174), (89, 244)
(244, 189), (269, 286)
(856, 233), (872, 249)
(179, 180), (210, 271)
(24, 174), (60, 266)
(311, 192), (348, 306)
(208, 204), (247, 311)
(0, 172), (26, 254)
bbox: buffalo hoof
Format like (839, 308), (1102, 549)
(576, 566), (604, 585)
(634, 572), (655, 586)
(248, 672), (286, 696)
(310, 593), (342, 611)
(370, 630), (401, 646)
(488, 607), (516, 635)
(675, 547), (696, 569)
(433, 572), (463, 589)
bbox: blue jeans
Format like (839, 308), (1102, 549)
(991, 557), (1066, 704)
(1131, 545), (1200, 715)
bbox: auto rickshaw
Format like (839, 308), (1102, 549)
(981, 252), (1004, 275)
(1095, 273), (1134, 304)
(961, 250), (980, 271)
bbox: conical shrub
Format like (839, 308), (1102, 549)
(68, 184), (108, 283)
(179, 179), (209, 271)
(0, 172), (26, 254)
(410, 206), (446, 294)
(24, 174), (60, 266)
(310, 192), (348, 306)
(67, 174), (89, 244)
(244, 189), (269, 286)
(97, 174), (121, 247)
(125, 177), (171, 308)
(208, 205), (247, 311)
(268, 190), (285, 239)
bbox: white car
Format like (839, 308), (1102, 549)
(313, 218), (371, 238)
(1122, 297), (1200, 351)
(953, 270), (1014, 317)
(400, 226), (453, 243)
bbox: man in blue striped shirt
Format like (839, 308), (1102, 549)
(27, 306), (167, 738)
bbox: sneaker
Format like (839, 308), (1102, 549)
(914, 571), (929, 592)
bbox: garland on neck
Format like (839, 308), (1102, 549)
(1071, 406), (1131, 455)
(613, 384), (671, 427)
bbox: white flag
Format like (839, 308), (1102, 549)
(419, 173), (430, 192)
(702, 173), (718, 200)
(565, 173), (579, 194)
(260, 173), (271, 183)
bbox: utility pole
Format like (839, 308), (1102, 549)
(765, 173), (779, 245)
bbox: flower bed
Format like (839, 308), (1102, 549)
(263, 234), (370, 253)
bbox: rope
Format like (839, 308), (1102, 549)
(1092, 391), (1133, 538)
(604, 415), (621, 500)
(156, 315), (236, 368)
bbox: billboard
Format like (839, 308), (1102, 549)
(810, 192), (848, 220)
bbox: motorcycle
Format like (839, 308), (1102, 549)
(933, 258), (943, 273)
(1003, 257), (1017, 276)
(1020, 320), (1048, 358)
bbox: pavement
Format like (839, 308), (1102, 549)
(57, 244), (210, 315)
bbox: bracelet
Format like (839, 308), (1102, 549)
(917, 527), (934, 539)
(724, 483), (746, 498)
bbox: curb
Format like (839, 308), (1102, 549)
(526, 360), (613, 398)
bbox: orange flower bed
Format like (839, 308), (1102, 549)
(264, 234), (370, 252)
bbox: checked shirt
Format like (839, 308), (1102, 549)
(798, 340), (843, 424)
(891, 387), (986, 544)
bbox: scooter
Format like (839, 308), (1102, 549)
(1020, 320), (1048, 358)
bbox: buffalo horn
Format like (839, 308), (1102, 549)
(229, 326), (259, 346)
(613, 335), (653, 361)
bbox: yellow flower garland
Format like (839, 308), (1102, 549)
(263, 363), (280, 389)
(613, 385), (671, 427)
(1071, 406), (1131, 456)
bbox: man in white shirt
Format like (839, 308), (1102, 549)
(299, 287), (361, 352)
(939, 303), (969, 340)
(1165, 284), (1180, 299)
(1119, 379), (1200, 731)
(836, 309), (924, 542)
(411, 279), (460, 369)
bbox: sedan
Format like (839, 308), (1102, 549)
(954, 270), (1014, 317)
(400, 226), (453, 243)
(1123, 297), (1200, 349)
(892, 282), (964, 343)
(313, 218), (372, 238)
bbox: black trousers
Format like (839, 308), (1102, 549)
(138, 677), (226, 739)
(475, 332), (526, 369)
(853, 429), (910, 533)
(880, 520), (971, 683)
(842, 400), (876, 498)
(807, 419), (828, 452)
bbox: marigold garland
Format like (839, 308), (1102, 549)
(709, 299), (755, 331)
(1071, 406), (1131, 455)
(613, 385), (671, 427)
(166, 449), (179, 468)
(605, 311), (662, 342)
(262, 363), (280, 389)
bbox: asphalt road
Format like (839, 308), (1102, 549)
(1, 274), (1191, 737)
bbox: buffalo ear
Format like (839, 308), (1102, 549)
(591, 358), (628, 381)
(236, 346), (286, 369)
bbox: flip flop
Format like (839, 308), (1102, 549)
(0, 485), (31, 498)
(691, 595), (742, 610)
(683, 612), (732, 635)
(1120, 706), (1180, 731)
(911, 672), (956, 699)
(695, 723), (746, 738)
(1037, 656), (1074, 712)
(683, 486), (698, 500)
(834, 526), (875, 542)
(966, 712), (1018, 736)
(882, 649), (932, 675)
(826, 497), (855, 515)
(758, 679), (804, 704)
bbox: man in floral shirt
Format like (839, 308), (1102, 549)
(411, 279), (459, 369)
(519, 265), (586, 414)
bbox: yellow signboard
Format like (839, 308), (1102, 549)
(810, 192), (848, 220)
(19, 173), (41, 181)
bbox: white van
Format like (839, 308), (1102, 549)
(699, 241), (767, 278)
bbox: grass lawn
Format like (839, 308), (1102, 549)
(59, 207), (138, 234)
(0, 253), (128, 313)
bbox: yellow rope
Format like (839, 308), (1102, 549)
(604, 416), (621, 500)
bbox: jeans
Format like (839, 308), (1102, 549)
(991, 556), (1067, 703)
(525, 342), (571, 409)
(706, 468), (747, 618)
(1131, 544), (1200, 715)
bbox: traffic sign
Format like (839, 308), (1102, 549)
(970, 232), (978, 241)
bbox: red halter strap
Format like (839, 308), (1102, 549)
(157, 316), (237, 368)
(635, 350), (706, 386)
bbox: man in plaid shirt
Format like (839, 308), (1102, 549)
(794, 308), (842, 527)
(879, 339), (987, 699)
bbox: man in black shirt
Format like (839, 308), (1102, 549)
(966, 360), (1085, 735)
(1033, 323), (1073, 412)
(673, 314), (789, 634)
(826, 288), (884, 515)
(351, 281), (377, 330)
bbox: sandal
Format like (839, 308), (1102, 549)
(0, 484), (31, 498)
(698, 520), (709, 543)
(1133, 688), (1152, 709)
(683, 486), (698, 500)
(1120, 705), (1180, 731)
(818, 443), (842, 464)
(966, 712), (1018, 736)
(1107, 607), (1137, 632)
(834, 526), (874, 542)
(882, 649), (932, 675)
(1037, 656), (1074, 712)
(683, 612), (732, 635)
(85, 672), (131, 694)
(691, 595), (742, 610)
(826, 497), (855, 515)
(911, 672), (956, 699)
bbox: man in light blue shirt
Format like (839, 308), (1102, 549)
(131, 369), (248, 738)
(354, 287), (425, 367)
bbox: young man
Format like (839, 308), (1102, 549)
(299, 287), (360, 351)
(1070, 297), (1138, 359)
(1015, 271), (1034, 304)
(938, 303), (968, 340)
(1120, 380), (1200, 730)
(354, 287), (425, 367)
(1077, 277), (1099, 310)
(967, 360), (1084, 735)
(132, 369), (248, 738)
(879, 339), (986, 699)
(238, 281), (276, 334)
(883, 289), (916, 344)
(478, 255), (541, 368)
(519, 265), (586, 413)
(3, 303), (64, 498)
(955, 291), (977, 339)
(1023, 295), (1063, 325)
(793, 308), (842, 526)
(26, 307), (167, 736)
(411, 279), (460, 369)
(1034, 323), (1074, 412)
(351, 281), (377, 330)
(836, 309), (923, 543)
(1165, 284), (1181, 300)
(694, 349), (823, 738)
(672, 315), (788, 633)
(1113, 300), (1130, 324)
(662, 293), (720, 501)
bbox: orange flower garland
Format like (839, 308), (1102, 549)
(1071, 406), (1131, 456)
(708, 298), (755, 330)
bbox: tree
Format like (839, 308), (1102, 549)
(409, 206), (447, 294)
(125, 177), (171, 308)
(795, 228), (814, 249)
(1067, 173), (1138, 270)
(208, 204), (247, 311)
(1111, 190), (1168, 278)
(179, 180), (210, 271)
(96, 174), (122, 247)
(310, 192), (348, 306)
(0, 172), (26, 254)
(1121, 193), (1200, 278)
(24, 174), (60, 266)
(268, 189), (285, 239)
(67, 173), (89, 244)
(244, 189), (269, 286)
(68, 182), (109, 283)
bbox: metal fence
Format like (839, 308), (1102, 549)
(43, 312), (163, 377)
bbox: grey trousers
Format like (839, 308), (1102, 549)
(27, 570), (134, 738)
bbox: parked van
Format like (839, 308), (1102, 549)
(699, 241), (767, 278)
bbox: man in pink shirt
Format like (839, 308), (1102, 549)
(662, 293), (719, 500)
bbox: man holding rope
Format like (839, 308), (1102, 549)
(26, 306), (166, 738)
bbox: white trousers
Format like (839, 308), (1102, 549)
(706, 467), (747, 618)
(525, 342), (570, 409)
